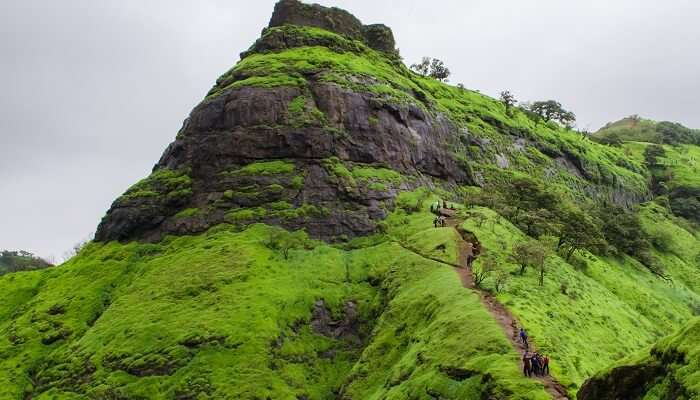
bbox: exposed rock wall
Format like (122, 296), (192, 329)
(268, 0), (396, 53)
(95, 77), (471, 242)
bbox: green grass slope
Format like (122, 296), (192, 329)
(454, 204), (700, 397)
(0, 202), (553, 400)
(578, 317), (700, 400)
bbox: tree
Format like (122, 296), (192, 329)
(494, 270), (509, 293)
(510, 239), (546, 275)
(644, 144), (665, 168)
(473, 256), (496, 287)
(499, 91), (517, 114)
(410, 57), (430, 76)
(266, 228), (310, 260)
(528, 100), (576, 128)
(596, 206), (649, 257)
(555, 205), (605, 261)
(429, 58), (450, 81)
(410, 57), (451, 82)
(498, 176), (558, 225)
(521, 208), (561, 238)
(470, 212), (488, 228)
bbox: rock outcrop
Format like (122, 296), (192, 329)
(95, 0), (471, 243)
(268, 0), (396, 53)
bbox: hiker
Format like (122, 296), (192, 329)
(542, 354), (550, 375)
(465, 242), (474, 268)
(473, 241), (482, 257)
(433, 217), (439, 228)
(522, 352), (531, 377)
(442, 200), (447, 209)
(531, 353), (541, 377)
(519, 328), (529, 350)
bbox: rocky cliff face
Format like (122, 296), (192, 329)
(95, 0), (471, 243)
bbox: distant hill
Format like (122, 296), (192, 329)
(0, 250), (52, 275)
(594, 115), (700, 146)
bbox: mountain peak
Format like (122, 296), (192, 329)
(268, 0), (396, 53)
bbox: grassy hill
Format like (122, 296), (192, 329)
(594, 116), (700, 146)
(2, 1), (700, 399)
(0, 250), (52, 276)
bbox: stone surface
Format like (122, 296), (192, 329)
(268, 0), (396, 53)
(95, 76), (472, 243)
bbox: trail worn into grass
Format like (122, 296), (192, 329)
(402, 215), (569, 399)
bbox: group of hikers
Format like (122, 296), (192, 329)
(433, 215), (447, 227)
(519, 328), (550, 377)
(429, 200), (456, 213)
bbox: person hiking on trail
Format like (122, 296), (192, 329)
(433, 217), (439, 228)
(542, 354), (550, 375)
(465, 242), (474, 268)
(531, 353), (541, 376)
(442, 200), (447, 209)
(522, 352), (532, 377)
(473, 241), (482, 257)
(519, 328), (529, 350)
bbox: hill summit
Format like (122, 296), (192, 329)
(95, 0), (471, 243)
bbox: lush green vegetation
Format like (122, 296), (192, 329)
(6, 10), (700, 399)
(119, 168), (192, 202)
(221, 160), (296, 176)
(455, 202), (700, 396)
(1, 202), (558, 399)
(595, 116), (700, 146)
(0, 250), (52, 275)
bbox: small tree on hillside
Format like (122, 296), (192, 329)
(500, 91), (517, 114)
(499, 176), (558, 225)
(555, 206), (605, 261)
(410, 57), (431, 76)
(528, 100), (576, 128)
(494, 270), (509, 292)
(410, 57), (451, 82)
(473, 255), (496, 287)
(266, 228), (310, 260)
(429, 58), (450, 81)
(510, 239), (546, 275)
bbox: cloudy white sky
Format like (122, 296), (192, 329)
(2, 0), (700, 260)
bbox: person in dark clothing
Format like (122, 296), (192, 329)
(522, 352), (531, 377)
(473, 241), (482, 257)
(531, 354), (541, 376)
(542, 354), (550, 375)
(442, 200), (447, 209)
(433, 217), (439, 228)
(519, 328), (529, 350)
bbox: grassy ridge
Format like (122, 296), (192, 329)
(456, 206), (700, 396)
(0, 203), (553, 399)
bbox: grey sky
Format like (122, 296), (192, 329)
(2, 0), (699, 260)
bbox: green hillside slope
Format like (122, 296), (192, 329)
(2, 1), (700, 399)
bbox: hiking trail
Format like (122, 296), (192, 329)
(400, 212), (569, 400)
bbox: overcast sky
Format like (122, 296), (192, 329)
(2, 0), (700, 260)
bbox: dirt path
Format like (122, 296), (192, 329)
(404, 216), (569, 399)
